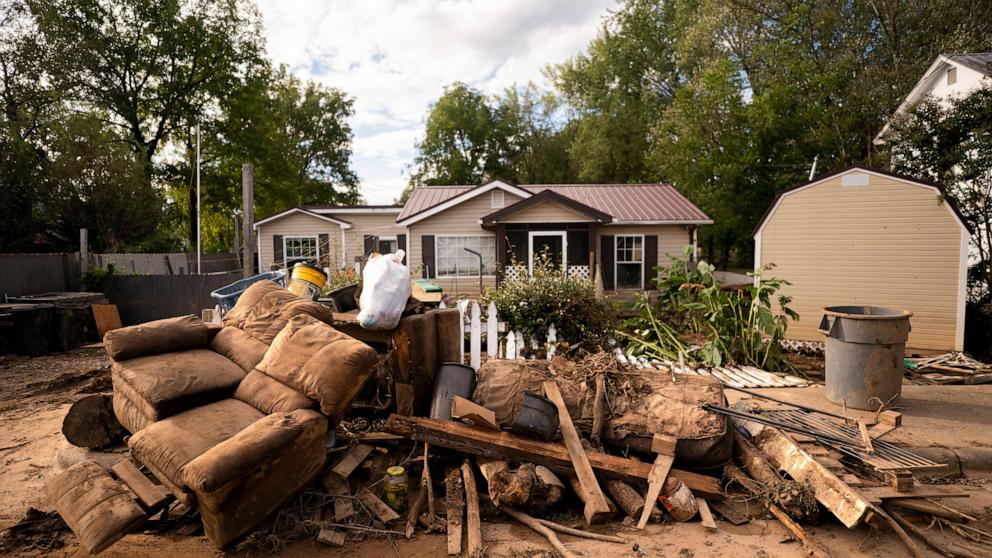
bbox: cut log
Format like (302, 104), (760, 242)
(605, 479), (657, 521)
(542, 381), (611, 524)
(500, 506), (577, 558)
(62, 394), (127, 450)
(358, 491), (400, 523)
(733, 431), (814, 520)
(451, 396), (499, 431)
(445, 467), (464, 556)
(383, 414), (724, 499)
(332, 444), (375, 479)
(460, 460), (482, 557)
(477, 457), (563, 511)
(110, 460), (170, 511)
(568, 476), (617, 515)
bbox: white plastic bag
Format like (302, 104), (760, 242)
(357, 250), (411, 330)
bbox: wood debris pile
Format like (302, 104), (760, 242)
(906, 352), (992, 385)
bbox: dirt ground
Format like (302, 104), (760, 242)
(3, 348), (992, 558)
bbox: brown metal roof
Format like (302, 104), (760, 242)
(398, 182), (710, 223)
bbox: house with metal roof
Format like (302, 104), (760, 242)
(254, 178), (711, 297)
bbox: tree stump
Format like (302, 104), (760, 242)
(62, 395), (126, 449)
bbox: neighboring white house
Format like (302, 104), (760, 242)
(874, 52), (992, 145)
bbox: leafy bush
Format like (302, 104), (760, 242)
(320, 267), (360, 296)
(83, 263), (118, 293)
(483, 254), (618, 347)
(621, 246), (799, 372)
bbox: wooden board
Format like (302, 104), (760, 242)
(637, 453), (674, 529)
(445, 467), (464, 555)
(92, 304), (122, 339)
(357, 491), (400, 523)
(543, 381), (612, 525)
(317, 528), (346, 546)
(460, 460), (482, 557)
(697, 497), (717, 529)
(111, 460), (170, 510)
(383, 414), (724, 500)
(395, 383), (415, 416)
(332, 444), (375, 479)
(450, 396), (498, 430)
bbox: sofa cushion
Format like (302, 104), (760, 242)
(105, 315), (208, 361)
(255, 315), (377, 424)
(128, 399), (264, 490)
(221, 280), (332, 345)
(233, 370), (315, 414)
(112, 349), (246, 422)
(209, 326), (269, 373)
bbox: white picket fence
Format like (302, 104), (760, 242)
(440, 299), (558, 370)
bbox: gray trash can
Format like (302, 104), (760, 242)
(818, 305), (912, 411)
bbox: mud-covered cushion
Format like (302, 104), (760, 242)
(221, 280), (332, 345)
(233, 370), (315, 414)
(45, 460), (146, 554)
(254, 314), (377, 424)
(112, 349), (246, 422)
(105, 315), (208, 361)
(181, 409), (321, 493)
(128, 399), (264, 490)
(209, 326), (269, 373)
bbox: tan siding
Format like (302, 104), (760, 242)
(408, 193), (524, 298)
(500, 201), (594, 223)
(597, 225), (692, 301)
(758, 173), (963, 350)
(256, 213), (342, 271)
(329, 213), (407, 265)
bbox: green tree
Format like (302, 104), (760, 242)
(496, 84), (579, 184)
(889, 85), (992, 300)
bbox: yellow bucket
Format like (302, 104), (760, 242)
(287, 262), (327, 301)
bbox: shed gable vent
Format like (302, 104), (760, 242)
(491, 190), (505, 208)
(947, 66), (957, 85)
(841, 173), (870, 187)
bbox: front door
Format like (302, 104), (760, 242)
(528, 231), (567, 273)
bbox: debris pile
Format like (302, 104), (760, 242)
(906, 352), (992, 385)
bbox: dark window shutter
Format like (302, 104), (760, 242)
(600, 234), (614, 290)
(422, 235), (435, 278)
(363, 235), (375, 256)
(567, 230), (590, 265)
(318, 233), (330, 267)
(397, 234), (407, 264)
(644, 235), (658, 290)
(273, 235), (283, 269)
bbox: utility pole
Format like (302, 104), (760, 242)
(196, 121), (201, 274)
(241, 163), (255, 278)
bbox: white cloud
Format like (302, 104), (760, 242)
(256, 0), (612, 203)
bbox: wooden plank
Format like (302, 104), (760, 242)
(857, 420), (875, 454)
(450, 396), (498, 430)
(445, 467), (464, 555)
(111, 460), (170, 510)
(697, 497), (718, 529)
(637, 452), (674, 529)
(395, 383), (415, 416)
(332, 444), (375, 479)
(358, 491), (400, 523)
(543, 381), (612, 524)
(317, 528), (346, 547)
(91, 304), (122, 339)
(383, 414), (724, 499)
(322, 473), (355, 521)
(460, 459), (482, 557)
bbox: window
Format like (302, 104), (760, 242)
(437, 236), (496, 277)
(615, 235), (643, 289)
(377, 237), (398, 254)
(947, 66), (957, 86)
(491, 190), (505, 209)
(284, 236), (318, 266)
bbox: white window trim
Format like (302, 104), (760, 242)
(614, 234), (644, 290)
(527, 231), (567, 275)
(283, 235), (320, 267)
(435, 234), (498, 278)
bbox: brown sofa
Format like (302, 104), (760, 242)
(104, 281), (377, 547)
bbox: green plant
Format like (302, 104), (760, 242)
(621, 246), (799, 371)
(82, 263), (117, 293)
(482, 253), (618, 347)
(319, 267), (360, 296)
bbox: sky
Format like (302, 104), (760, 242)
(255, 0), (614, 204)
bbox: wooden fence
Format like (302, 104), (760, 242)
(442, 299), (559, 370)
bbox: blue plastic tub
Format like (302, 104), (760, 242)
(210, 271), (286, 313)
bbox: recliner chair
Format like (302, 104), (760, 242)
(103, 281), (377, 547)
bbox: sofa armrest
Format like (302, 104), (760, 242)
(105, 315), (209, 361)
(181, 409), (322, 493)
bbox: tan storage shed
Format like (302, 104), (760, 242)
(753, 166), (969, 351)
